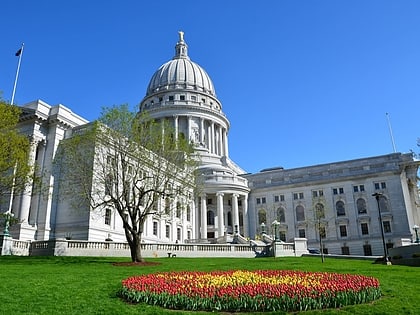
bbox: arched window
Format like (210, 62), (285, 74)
(258, 209), (266, 225)
(357, 198), (367, 214)
(207, 210), (215, 225)
(315, 203), (325, 219)
(336, 201), (346, 216)
(277, 207), (286, 223)
(379, 195), (390, 212)
(295, 205), (305, 221)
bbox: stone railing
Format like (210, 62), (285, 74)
(1, 237), (308, 258)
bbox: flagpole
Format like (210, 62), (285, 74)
(11, 43), (24, 105)
(386, 112), (397, 153)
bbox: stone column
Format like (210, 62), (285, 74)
(200, 118), (205, 144)
(174, 115), (179, 143)
(200, 194), (207, 239)
(18, 137), (38, 223)
(232, 194), (240, 235)
(223, 128), (229, 157)
(218, 126), (223, 156)
(242, 195), (249, 237)
(211, 122), (215, 154)
(216, 192), (225, 237)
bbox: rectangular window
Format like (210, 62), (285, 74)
(274, 195), (279, 203)
(256, 198), (261, 205)
(361, 223), (369, 235)
(374, 182), (386, 190)
(104, 208), (111, 225)
(381, 182), (387, 189)
(363, 244), (372, 256)
(153, 222), (158, 236)
(353, 186), (358, 193)
(298, 229), (306, 238)
(339, 225), (347, 237)
(280, 194), (285, 202)
(180, 95), (185, 101)
(383, 221), (392, 233)
(339, 187), (344, 194)
(165, 225), (170, 238)
(360, 185), (365, 192)
(333, 188), (338, 195)
(293, 192), (304, 200)
(312, 190), (324, 198)
(261, 197), (266, 204)
(333, 187), (344, 195)
(341, 246), (350, 255)
(207, 198), (212, 205)
(279, 231), (286, 242)
(169, 95), (174, 101)
(177, 228), (181, 241)
(191, 95), (196, 101)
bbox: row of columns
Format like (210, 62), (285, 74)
(199, 192), (248, 239)
(173, 115), (229, 156)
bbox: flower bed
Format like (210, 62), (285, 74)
(118, 270), (380, 312)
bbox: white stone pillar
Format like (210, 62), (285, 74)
(200, 118), (205, 144)
(218, 126), (223, 156)
(232, 193), (239, 235)
(211, 122), (215, 154)
(242, 195), (249, 237)
(216, 192), (224, 237)
(200, 194), (207, 239)
(18, 137), (38, 223)
(223, 129), (229, 157)
(174, 115), (179, 143)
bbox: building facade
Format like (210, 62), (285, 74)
(4, 32), (420, 256)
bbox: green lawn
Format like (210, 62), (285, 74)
(0, 255), (418, 314)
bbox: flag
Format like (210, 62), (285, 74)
(15, 48), (22, 56)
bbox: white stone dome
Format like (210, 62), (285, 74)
(145, 32), (216, 97)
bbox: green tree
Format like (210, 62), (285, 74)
(56, 104), (198, 262)
(0, 100), (34, 212)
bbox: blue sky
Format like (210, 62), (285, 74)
(1, 1), (419, 174)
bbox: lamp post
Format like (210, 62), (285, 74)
(372, 193), (390, 264)
(272, 220), (280, 241)
(2, 212), (15, 237)
(413, 225), (419, 244)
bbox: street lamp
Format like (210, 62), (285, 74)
(2, 212), (15, 237)
(272, 220), (280, 241)
(372, 193), (390, 264)
(413, 225), (419, 244)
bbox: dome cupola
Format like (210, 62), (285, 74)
(145, 31), (216, 97)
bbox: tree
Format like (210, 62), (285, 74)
(56, 104), (198, 262)
(0, 100), (34, 225)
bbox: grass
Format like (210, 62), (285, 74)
(0, 255), (418, 314)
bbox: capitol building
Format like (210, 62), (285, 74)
(6, 32), (420, 257)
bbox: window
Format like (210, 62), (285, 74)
(176, 202), (181, 218)
(363, 244), (372, 256)
(153, 221), (158, 236)
(277, 207), (286, 223)
(298, 229), (306, 238)
(227, 212), (232, 226)
(293, 192), (304, 200)
(357, 198), (367, 214)
(274, 195), (279, 202)
(374, 182), (386, 190)
(333, 187), (344, 195)
(383, 221), (392, 233)
(312, 190), (324, 198)
(339, 225), (347, 237)
(256, 198), (261, 205)
(261, 197), (266, 204)
(104, 208), (111, 225)
(177, 228), (181, 241)
(207, 210), (215, 225)
(258, 209), (267, 225)
(256, 197), (266, 204)
(191, 95), (197, 101)
(169, 95), (174, 101)
(186, 205), (191, 221)
(180, 95), (185, 101)
(207, 198), (212, 205)
(201, 98), (206, 103)
(361, 223), (369, 235)
(165, 198), (171, 215)
(295, 205), (305, 221)
(341, 246), (350, 255)
(165, 224), (170, 238)
(187, 230), (191, 240)
(159, 97), (163, 102)
(336, 201), (346, 216)
(353, 185), (365, 193)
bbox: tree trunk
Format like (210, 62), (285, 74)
(129, 232), (144, 262)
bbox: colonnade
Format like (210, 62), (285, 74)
(199, 192), (248, 239)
